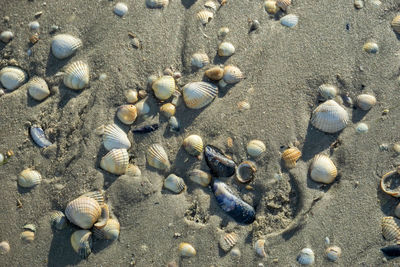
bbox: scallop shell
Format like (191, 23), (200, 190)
(93, 218), (120, 240)
(247, 140), (266, 158)
(254, 239), (266, 257)
(297, 248), (315, 265)
(276, 0), (291, 11)
(236, 161), (256, 183)
(311, 100), (349, 133)
(191, 53), (209, 68)
(102, 124), (131, 151)
(164, 174), (186, 193)
(363, 41), (379, 54)
(182, 81), (218, 109)
(50, 210), (68, 230)
(146, 144), (170, 170)
(219, 232), (238, 252)
(20, 231), (35, 243)
(27, 77), (50, 101)
(117, 105), (137, 125)
(282, 147), (301, 168)
(160, 103), (176, 118)
(0, 66), (28, 91)
(30, 125), (52, 148)
(126, 164), (142, 177)
(178, 242), (196, 257)
(205, 66), (224, 81)
(63, 61), (89, 90)
(70, 230), (92, 259)
(218, 42), (235, 57)
(382, 216), (400, 241)
(223, 65), (244, 84)
(197, 10), (214, 25)
(152, 76), (175, 101)
(0, 241), (10, 254)
(0, 31), (14, 43)
(280, 14), (299, 28)
(146, 0), (169, 8)
(65, 196), (101, 229)
(18, 168), (42, 188)
(356, 94), (376, 111)
(188, 169), (212, 187)
(391, 15), (400, 34)
(114, 2), (128, 16)
(51, 34), (82, 59)
(318, 84), (338, 100)
(309, 154), (337, 184)
(326, 246), (342, 262)
(125, 89), (138, 103)
(264, 1), (279, 14)
(183, 135), (203, 156)
(100, 148), (129, 175)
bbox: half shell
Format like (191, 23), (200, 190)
(18, 168), (42, 188)
(65, 196), (101, 229)
(280, 14), (298, 28)
(309, 154), (337, 184)
(311, 100), (348, 133)
(182, 81), (218, 109)
(183, 135), (203, 156)
(223, 65), (244, 84)
(93, 218), (120, 240)
(164, 174), (186, 194)
(63, 61), (89, 90)
(188, 169), (212, 187)
(0, 66), (28, 91)
(276, 0), (291, 11)
(100, 149), (129, 175)
(117, 105), (137, 125)
(191, 53), (209, 68)
(146, 0), (169, 8)
(391, 15), (400, 34)
(197, 10), (213, 25)
(254, 239), (266, 257)
(102, 124), (131, 151)
(146, 144), (170, 170)
(27, 77), (50, 101)
(160, 103), (176, 118)
(70, 230), (92, 259)
(380, 167), (400, 198)
(356, 94), (376, 111)
(51, 34), (82, 59)
(178, 242), (196, 257)
(218, 42), (235, 57)
(297, 248), (315, 265)
(219, 232), (238, 252)
(247, 140), (266, 158)
(236, 161), (256, 183)
(152, 76), (175, 101)
(382, 216), (400, 242)
(282, 147), (301, 168)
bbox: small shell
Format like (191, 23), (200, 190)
(152, 76), (176, 101)
(237, 100), (250, 111)
(356, 94), (376, 111)
(30, 125), (52, 148)
(50, 210), (68, 230)
(236, 161), (256, 183)
(114, 2), (128, 16)
(146, 0), (169, 8)
(23, 224), (36, 233)
(197, 10), (214, 25)
(164, 174), (186, 193)
(65, 196), (101, 229)
(204, 0), (218, 11)
(218, 42), (235, 57)
(217, 27), (230, 39)
(223, 65), (244, 84)
(0, 31), (14, 43)
(27, 77), (50, 101)
(125, 89), (138, 103)
(183, 135), (203, 156)
(63, 61), (89, 90)
(169, 116), (180, 132)
(100, 149), (129, 175)
(160, 103), (176, 118)
(318, 84), (338, 100)
(117, 105), (137, 125)
(297, 248), (315, 265)
(282, 147), (301, 168)
(326, 246), (342, 262)
(20, 231), (35, 243)
(81, 190), (105, 206)
(18, 168), (42, 188)
(146, 144), (170, 170)
(391, 15), (400, 34)
(254, 239), (266, 257)
(276, 0), (291, 11)
(219, 232), (238, 252)
(247, 140), (266, 158)
(309, 154), (337, 184)
(205, 66), (224, 81)
(182, 81), (218, 109)
(0, 241), (10, 254)
(311, 100), (349, 133)
(28, 21), (40, 31)
(93, 218), (120, 240)
(178, 242), (196, 257)
(380, 168), (400, 197)
(382, 216), (400, 241)
(191, 53), (210, 68)
(363, 41), (379, 54)
(280, 14), (299, 28)
(103, 124), (131, 151)
(355, 122), (368, 133)
(354, 0), (364, 9)
(70, 230), (92, 259)
(188, 169), (212, 187)
(0, 66), (28, 91)
(126, 164), (142, 177)
(264, 1), (279, 14)
(135, 99), (151, 117)
(51, 34), (82, 59)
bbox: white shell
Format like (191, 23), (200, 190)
(318, 84), (337, 100)
(223, 65), (244, 84)
(254, 239), (266, 257)
(125, 89), (138, 103)
(0, 31), (14, 43)
(0, 241), (10, 254)
(188, 169), (212, 187)
(219, 232), (238, 252)
(135, 99), (151, 117)
(146, 0), (169, 8)
(183, 135), (203, 156)
(191, 53), (210, 68)
(178, 242), (196, 257)
(204, 1), (218, 11)
(247, 140), (266, 158)
(51, 34), (82, 59)
(146, 144), (170, 170)
(326, 246), (342, 262)
(311, 100), (349, 133)
(28, 21), (40, 31)
(218, 42), (235, 57)
(297, 248), (315, 265)
(197, 10), (214, 25)
(18, 168), (42, 188)
(152, 76), (175, 100)
(355, 122), (368, 133)
(164, 174), (186, 193)
(114, 2), (128, 16)
(63, 61), (89, 90)
(100, 149), (129, 175)
(280, 14), (299, 28)
(356, 94), (376, 111)
(0, 66), (28, 91)
(27, 77), (50, 101)
(182, 81), (218, 109)
(310, 154), (337, 184)
(102, 124), (131, 151)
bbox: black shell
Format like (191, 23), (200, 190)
(204, 145), (236, 177)
(381, 245), (400, 257)
(30, 126), (52, 148)
(132, 123), (159, 133)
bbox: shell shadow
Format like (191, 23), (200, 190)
(26, 91), (43, 107)
(45, 50), (70, 76)
(47, 228), (81, 267)
(92, 239), (116, 255)
(181, 0), (197, 9)
(57, 84), (85, 109)
(212, 54), (229, 65)
(351, 106), (369, 123)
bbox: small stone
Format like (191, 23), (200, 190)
(99, 73), (107, 81)
(380, 143), (389, 151)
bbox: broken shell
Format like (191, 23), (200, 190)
(205, 145), (236, 177)
(100, 149), (129, 175)
(169, 116), (180, 132)
(63, 61), (89, 90)
(50, 210), (68, 230)
(282, 147), (301, 168)
(380, 168), (400, 197)
(178, 242), (196, 257)
(280, 14), (298, 28)
(276, 0), (291, 11)
(197, 10), (213, 25)
(51, 34), (82, 59)
(146, 144), (170, 170)
(237, 100), (250, 111)
(254, 239), (266, 257)
(218, 42), (235, 57)
(0, 31), (14, 43)
(65, 196), (101, 229)
(20, 231), (35, 243)
(356, 94), (376, 111)
(247, 140), (266, 158)
(363, 41), (379, 54)
(114, 2), (128, 16)
(27, 77), (50, 101)
(94, 204), (109, 228)
(205, 66), (224, 81)
(183, 134), (203, 156)
(0, 241), (10, 254)
(146, 0), (169, 8)
(135, 99), (150, 117)
(0, 66), (28, 91)
(117, 105), (137, 125)
(23, 224), (36, 233)
(30, 125), (52, 148)
(126, 164), (142, 177)
(182, 81), (218, 109)
(264, 0), (279, 14)
(223, 65), (244, 84)
(152, 76), (175, 101)
(93, 218), (120, 240)
(236, 161), (256, 183)
(205, 0), (218, 11)
(103, 124), (131, 151)
(191, 53), (209, 68)
(391, 15), (400, 34)
(382, 216), (400, 241)
(326, 246), (342, 262)
(125, 89), (138, 103)
(71, 230), (92, 259)
(318, 84), (338, 100)
(188, 169), (212, 187)
(297, 248), (315, 265)
(171, 90), (181, 106)
(164, 174), (186, 193)
(160, 103), (176, 118)
(311, 100), (349, 133)
(219, 232), (238, 252)
(310, 154), (337, 184)
(18, 168), (42, 188)
(217, 27), (229, 38)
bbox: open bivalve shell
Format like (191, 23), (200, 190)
(311, 100), (349, 133)
(27, 77), (50, 101)
(382, 216), (400, 242)
(219, 232), (238, 252)
(236, 161), (256, 183)
(100, 149), (129, 175)
(93, 218), (120, 240)
(146, 144), (170, 170)
(297, 248), (315, 265)
(309, 154), (337, 184)
(102, 124), (131, 151)
(63, 61), (89, 90)
(146, 0), (169, 8)
(223, 65), (244, 84)
(18, 168), (42, 188)
(182, 81), (218, 109)
(0, 66), (28, 91)
(380, 167), (400, 198)
(188, 169), (212, 187)
(178, 242), (196, 257)
(117, 105), (137, 125)
(51, 34), (82, 59)
(65, 196), (102, 229)
(71, 230), (92, 259)
(152, 75), (175, 100)
(183, 134), (203, 156)
(164, 174), (186, 193)
(282, 147), (301, 168)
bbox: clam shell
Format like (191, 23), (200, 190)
(197, 10), (213, 25)
(114, 2), (128, 16)
(126, 164), (142, 177)
(100, 149), (129, 175)
(93, 204), (109, 228)
(152, 76), (175, 101)
(65, 196), (101, 229)
(205, 1), (218, 11)
(311, 100), (349, 133)
(50, 210), (68, 230)
(70, 230), (92, 259)
(223, 65), (244, 84)
(182, 81), (218, 109)
(247, 140), (266, 158)
(280, 14), (298, 28)
(188, 169), (212, 187)
(205, 66), (224, 81)
(146, 144), (170, 170)
(318, 84), (337, 100)
(236, 161), (256, 183)
(0, 31), (14, 43)
(391, 15), (400, 34)
(356, 94), (376, 111)
(0, 241), (10, 254)
(326, 246), (342, 262)
(191, 53), (209, 68)
(264, 1), (279, 14)
(51, 34), (82, 59)
(297, 248), (315, 265)
(18, 168), (42, 188)
(276, 0), (291, 10)
(125, 89), (138, 103)
(63, 61), (89, 90)
(178, 242), (196, 257)
(117, 105), (138, 125)
(20, 231), (35, 243)
(27, 77), (50, 101)
(382, 216), (400, 241)
(30, 125), (52, 148)
(254, 239), (266, 257)
(218, 42), (235, 57)
(82, 190), (105, 206)
(309, 154), (337, 184)
(146, 0), (169, 8)
(282, 147), (301, 168)
(164, 174), (186, 193)
(363, 41), (379, 54)
(183, 135), (203, 156)
(93, 218), (120, 240)
(0, 66), (27, 91)
(219, 232), (238, 252)
(160, 103), (176, 118)
(102, 124), (131, 151)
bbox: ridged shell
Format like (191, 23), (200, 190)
(182, 81), (218, 109)
(188, 169), (212, 187)
(126, 164), (142, 177)
(23, 224), (36, 233)
(0, 31), (14, 43)
(93, 218), (120, 240)
(391, 15), (400, 34)
(282, 147), (301, 168)
(82, 190), (105, 206)
(102, 124), (131, 151)
(27, 77), (50, 101)
(191, 53), (209, 68)
(311, 100), (349, 133)
(20, 231), (35, 243)
(100, 149), (129, 175)
(247, 140), (266, 158)
(205, 1), (218, 11)
(205, 66), (224, 81)
(276, 0), (291, 10)
(70, 230), (92, 259)
(117, 105), (137, 125)
(50, 210), (68, 230)
(178, 242), (196, 257)
(318, 84), (338, 100)
(356, 94), (376, 111)
(382, 217), (400, 241)
(65, 196), (101, 229)
(0, 66), (27, 91)
(223, 65), (244, 84)
(18, 168), (42, 188)
(219, 232), (238, 252)
(297, 248), (315, 265)
(363, 41), (379, 54)
(236, 161), (256, 183)
(63, 61), (89, 90)
(160, 103), (176, 118)
(183, 135), (203, 156)
(197, 10), (213, 25)
(0, 241), (10, 254)
(51, 34), (82, 59)
(280, 14), (299, 28)
(93, 204), (109, 229)
(146, 0), (169, 8)
(309, 154), (337, 184)
(146, 144), (170, 170)
(326, 246), (342, 262)
(30, 125), (52, 148)
(264, 1), (279, 14)
(164, 174), (186, 193)
(125, 89), (138, 103)
(152, 76), (175, 100)
(254, 239), (266, 257)
(218, 42), (235, 57)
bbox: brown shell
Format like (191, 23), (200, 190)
(117, 105), (137, 125)
(282, 147), (301, 168)
(276, 0), (291, 11)
(382, 216), (400, 242)
(65, 196), (102, 229)
(205, 66), (224, 81)
(160, 103), (176, 118)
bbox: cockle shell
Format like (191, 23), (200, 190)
(318, 84), (338, 100)
(160, 103), (176, 118)
(191, 53), (209, 68)
(219, 232), (238, 252)
(164, 174), (186, 193)
(282, 147), (301, 168)
(223, 65), (244, 84)
(93, 218), (120, 240)
(356, 94), (376, 111)
(237, 100), (250, 111)
(51, 34), (82, 59)
(310, 154), (337, 184)
(63, 61), (89, 90)
(100, 149), (129, 175)
(311, 100), (349, 133)
(382, 216), (400, 242)
(125, 89), (138, 103)
(218, 42), (235, 57)
(276, 0), (291, 11)
(204, 0), (218, 11)
(391, 15), (400, 34)
(236, 161), (256, 183)
(297, 248), (315, 265)
(146, 0), (169, 8)
(18, 168), (42, 188)
(82, 190), (105, 206)
(264, 0), (279, 14)
(71, 230), (92, 259)
(0, 66), (28, 91)
(0, 31), (14, 43)
(27, 77), (50, 101)
(182, 81), (218, 109)
(178, 242), (196, 257)
(114, 2), (128, 16)
(20, 231), (35, 243)
(126, 164), (142, 177)
(102, 124), (131, 151)
(197, 10), (214, 25)
(65, 196), (102, 229)
(146, 144), (170, 170)
(363, 41), (379, 54)
(188, 169), (212, 187)
(183, 134), (203, 156)
(326, 246), (342, 262)
(23, 224), (36, 233)
(247, 140), (266, 158)
(117, 105), (137, 125)
(0, 241), (10, 254)
(152, 75), (175, 100)
(254, 239), (266, 257)
(50, 210), (68, 230)
(205, 66), (224, 81)
(280, 14), (299, 28)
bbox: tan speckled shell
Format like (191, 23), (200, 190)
(356, 94), (376, 111)
(63, 61), (89, 90)
(391, 15), (400, 34)
(70, 230), (92, 259)
(102, 124), (131, 151)
(247, 140), (266, 158)
(254, 239), (266, 257)
(282, 147), (301, 168)
(223, 65), (244, 84)
(18, 168), (42, 188)
(182, 81), (218, 109)
(309, 154), (337, 184)
(197, 10), (213, 25)
(382, 216), (400, 241)
(160, 103), (176, 118)
(152, 76), (175, 100)
(178, 242), (196, 257)
(0, 66), (27, 91)
(65, 196), (101, 229)
(311, 100), (349, 133)
(93, 218), (120, 240)
(27, 77), (50, 101)
(219, 232), (238, 252)
(205, 66), (224, 81)
(146, 144), (170, 170)
(276, 0), (291, 10)
(183, 135), (203, 156)
(188, 169), (212, 187)
(117, 105), (137, 125)
(164, 174), (186, 193)
(100, 149), (129, 175)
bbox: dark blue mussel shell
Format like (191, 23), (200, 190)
(30, 126), (52, 148)
(211, 180), (255, 224)
(132, 123), (159, 134)
(381, 244), (400, 257)
(204, 145), (236, 177)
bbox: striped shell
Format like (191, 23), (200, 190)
(93, 218), (120, 240)
(310, 154), (337, 184)
(188, 169), (212, 187)
(205, 1), (218, 11)
(20, 231), (35, 243)
(223, 65), (244, 84)
(0, 66), (27, 91)
(380, 167), (400, 197)
(264, 1), (279, 14)
(326, 246), (342, 262)
(152, 76), (175, 100)
(146, 144), (170, 170)
(282, 147), (301, 168)
(191, 53), (209, 68)
(65, 196), (102, 229)
(247, 140), (266, 158)
(114, 2), (128, 16)
(125, 89), (138, 103)
(391, 15), (400, 34)
(318, 84), (337, 100)
(82, 190), (105, 206)
(236, 161), (256, 183)
(18, 168), (42, 188)
(164, 174), (186, 193)
(160, 103), (176, 118)
(297, 248), (315, 265)
(70, 230), (92, 259)
(146, 0), (169, 8)
(102, 124), (131, 151)
(197, 10), (213, 25)
(205, 66), (224, 81)
(178, 242), (196, 257)
(51, 34), (82, 59)
(254, 239), (266, 257)
(280, 14), (298, 28)
(126, 164), (142, 177)
(183, 134), (203, 156)
(100, 149), (129, 175)
(0, 31), (14, 43)
(363, 41), (379, 54)
(63, 61), (89, 90)
(50, 210), (68, 230)
(382, 216), (400, 242)
(219, 232), (238, 252)
(356, 94), (376, 111)
(182, 81), (218, 109)
(276, 0), (291, 11)
(311, 100), (349, 133)
(27, 77), (50, 101)
(218, 42), (235, 57)
(117, 105), (137, 125)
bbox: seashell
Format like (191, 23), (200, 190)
(125, 89), (138, 103)
(354, 0), (364, 9)
(126, 164), (142, 177)
(205, 1), (218, 11)
(146, 0), (169, 8)
(100, 149), (129, 175)
(205, 66), (224, 81)
(276, 0), (291, 11)
(102, 124), (131, 151)
(182, 81), (218, 109)
(164, 174), (186, 193)
(223, 65), (244, 84)
(311, 100), (349, 133)
(188, 169), (212, 187)
(133, 123), (159, 133)
(254, 239), (266, 257)
(282, 147), (301, 168)
(297, 248), (315, 265)
(178, 242), (196, 257)
(28, 21), (40, 31)
(191, 53), (209, 68)
(363, 41), (379, 54)
(219, 232), (238, 252)
(391, 15), (400, 34)
(0, 241), (10, 254)
(114, 2), (128, 16)
(20, 231), (35, 243)
(395, 203), (400, 218)
(382, 216), (400, 241)
(117, 105), (137, 125)
(29, 33), (39, 44)
(160, 103), (176, 118)
(146, 144), (170, 170)
(355, 122), (368, 133)
(212, 180), (255, 224)
(246, 140), (266, 158)
(135, 99), (151, 117)
(171, 90), (182, 106)
(93, 204), (109, 229)
(309, 154), (337, 184)
(218, 42), (235, 57)
(236, 161), (256, 183)
(249, 20), (260, 33)
(65, 196), (101, 229)
(82, 190), (105, 206)
(230, 247), (241, 258)
(0, 66), (28, 91)
(318, 84), (338, 100)
(183, 135), (203, 156)
(30, 125), (52, 148)
(70, 230), (92, 259)
(0, 31), (14, 43)
(27, 77), (50, 101)
(280, 14), (299, 28)
(23, 224), (36, 233)
(51, 34), (82, 59)
(50, 210), (68, 230)
(152, 76), (175, 101)
(63, 61), (89, 90)
(217, 27), (230, 39)
(197, 10), (213, 25)
(380, 167), (400, 198)
(18, 168), (42, 188)
(326, 246), (342, 262)
(381, 245), (400, 257)
(356, 94), (376, 111)
(237, 100), (250, 111)
(204, 145), (236, 177)
(93, 218), (120, 240)
(264, 0), (279, 14)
